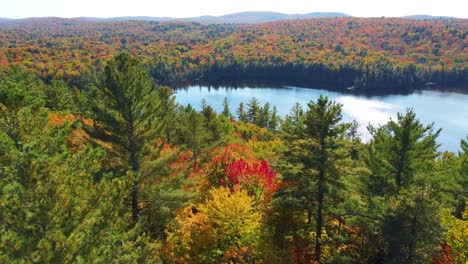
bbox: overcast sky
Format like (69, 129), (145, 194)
(2, 0), (467, 19)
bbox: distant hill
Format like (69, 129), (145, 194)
(193, 11), (351, 24)
(403, 15), (457, 20)
(0, 12), (351, 25)
(89, 12), (351, 24)
(1, 12), (465, 25)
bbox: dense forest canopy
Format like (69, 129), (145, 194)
(1, 51), (467, 263)
(1, 14), (468, 263)
(0, 17), (467, 92)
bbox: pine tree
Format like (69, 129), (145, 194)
(91, 52), (170, 223)
(258, 102), (271, 128)
(269, 105), (280, 130)
(202, 102), (221, 141)
(42, 79), (76, 112)
(179, 104), (208, 168)
(222, 97), (233, 120)
(157, 86), (177, 143)
(366, 109), (442, 263)
(237, 102), (248, 122)
(0, 66), (158, 262)
(304, 95), (349, 262)
(275, 96), (349, 262)
(247, 97), (260, 124)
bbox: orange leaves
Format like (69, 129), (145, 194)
(48, 113), (92, 150)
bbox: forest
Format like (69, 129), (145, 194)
(0, 17), (467, 92)
(0, 52), (467, 263)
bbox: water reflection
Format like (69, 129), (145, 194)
(174, 85), (468, 152)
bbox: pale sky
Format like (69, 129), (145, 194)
(1, 0), (467, 19)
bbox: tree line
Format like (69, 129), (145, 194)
(1, 17), (466, 93)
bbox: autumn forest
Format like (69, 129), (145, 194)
(0, 15), (467, 264)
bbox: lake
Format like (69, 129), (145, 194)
(174, 85), (468, 153)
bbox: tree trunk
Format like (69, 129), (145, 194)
(315, 170), (324, 263)
(131, 183), (139, 223)
(408, 214), (417, 263)
(315, 136), (326, 263)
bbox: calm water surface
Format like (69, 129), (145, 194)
(175, 85), (468, 153)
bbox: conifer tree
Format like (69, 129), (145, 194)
(0, 67), (158, 262)
(221, 97), (233, 120)
(42, 79), (76, 112)
(247, 97), (260, 124)
(202, 102), (221, 141)
(91, 52), (171, 223)
(157, 86), (177, 143)
(237, 102), (248, 122)
(275, 96), (349, 262)
(269, 105), (280, 130)
(366, 109), (442, 263)
(258, 102), (271, 128)
(179, 104), (207, 167)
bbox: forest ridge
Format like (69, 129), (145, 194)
(0, 17), (467, 92)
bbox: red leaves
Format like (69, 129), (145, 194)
(432, 244), (453, 264)
(224, 158), (277, 193)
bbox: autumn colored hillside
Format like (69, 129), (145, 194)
(0, 17), (466, 92)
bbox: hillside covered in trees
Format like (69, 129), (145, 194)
(1, 53), (467, 263)
(0, 17), (467, 92)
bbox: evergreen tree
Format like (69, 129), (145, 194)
(202, 102), (222, 142)
(91, 52), (184, 227)
(221, 97), (233, 120)
(304, 96), (349, 262)
(179, 104), (208, 168)
(275, 96), (349, 262)
(42, 79), (76, 112)
(461, 136), (468, 153)
(237, 102), (248, 122)
(0, 67), (158, 262)
(157, 86), (177, 144)
(366, 109), (442, 263)
(246, 97), (260, 124)
(258, 102), (271, 128)
(269, 105), (280, 131)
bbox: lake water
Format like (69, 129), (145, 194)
(174, 85), (468, 153)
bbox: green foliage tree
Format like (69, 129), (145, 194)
(202, 101), (221, 142)
(221, 97), (233, 120)
(178, 104), (208, 167)
(275, 96), (350, 262)
(0, 67), (158, 263)
(236, 102), (248, 122)
(92, 52), (164, 222)
(258, 102), (271, 128)
(269, 105), (280, 131)
(157, 86), (177, 143)
(42, 79), (77, 112)
(91, 53), (193, 237)
(247, 97), (260, 124)
(366, 109), (442, 263)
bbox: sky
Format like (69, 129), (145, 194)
(1, 0), (467, 19)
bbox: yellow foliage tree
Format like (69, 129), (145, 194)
(164, 187), (261, 263)
(441, 204), (468, 264)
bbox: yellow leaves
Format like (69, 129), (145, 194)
(164, 187), (261, 263)
(199, 187), (261, 240)
(246, 138), (284, 161)
(441, 205), (468, 263)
